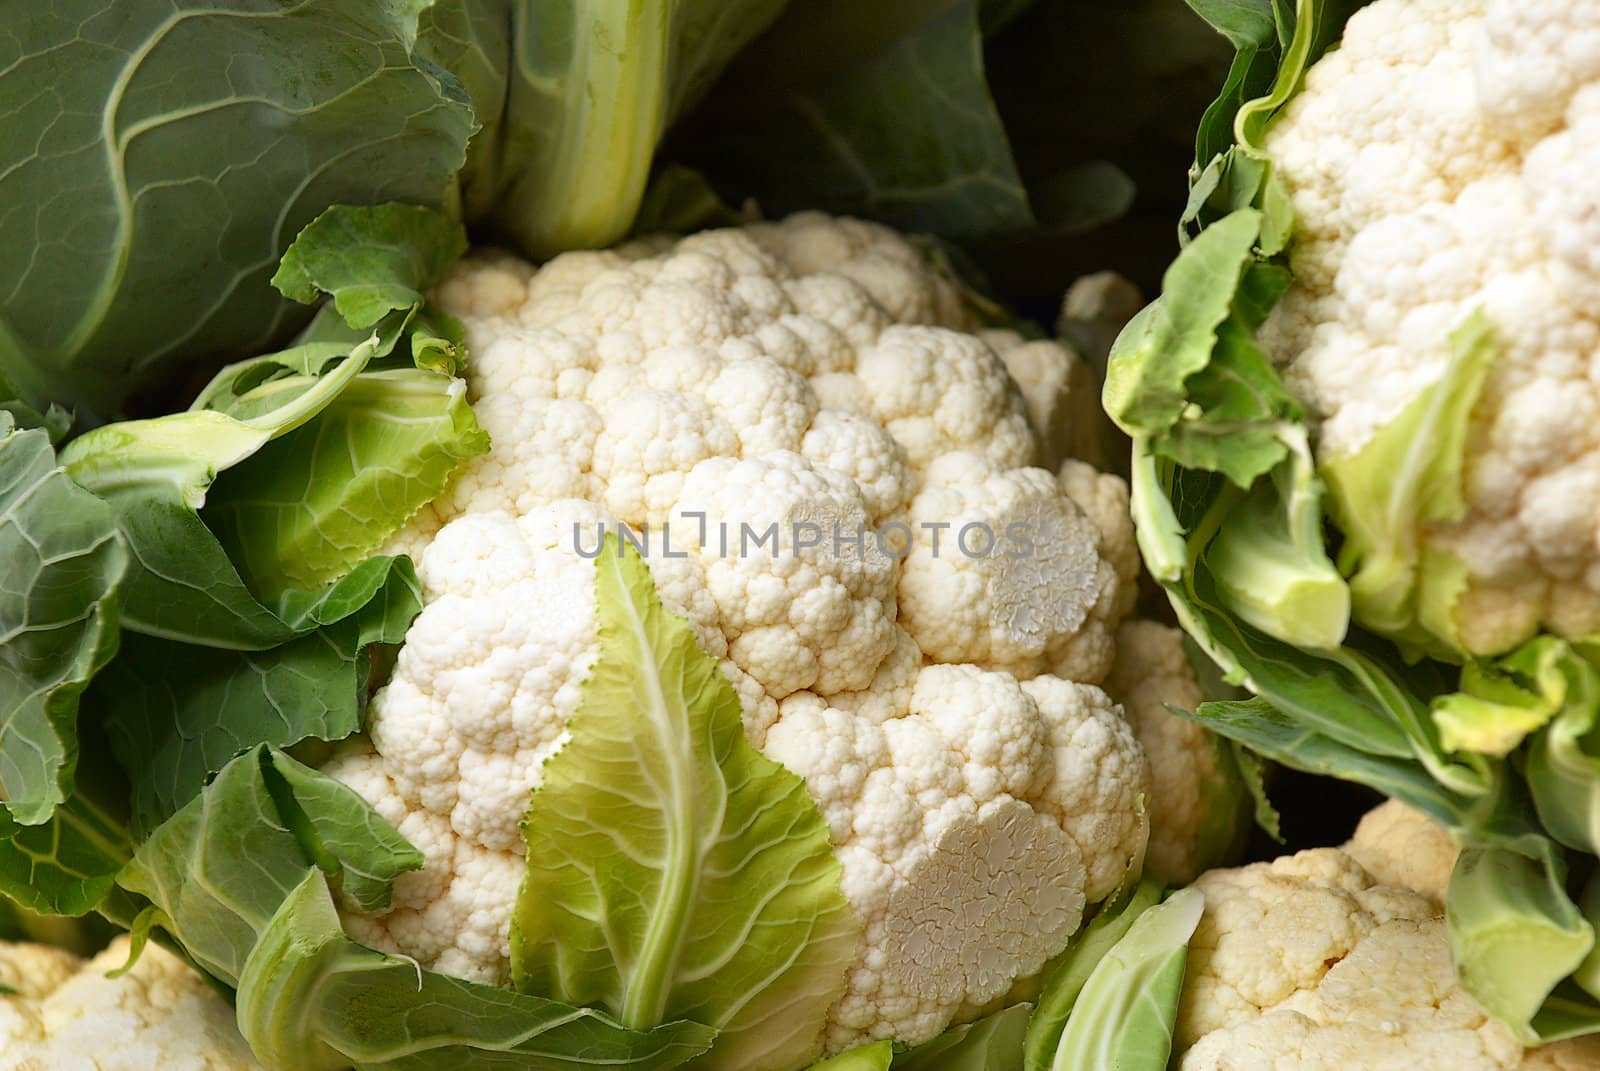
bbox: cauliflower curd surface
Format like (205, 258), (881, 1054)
(323, 212), (1210, 1051)
(1263, 0), (1600, 653)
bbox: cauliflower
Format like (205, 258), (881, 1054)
(1173, 802), (1600, 1070)
(0, 937), (262, 1070)
(1260, 0), (1600, 655)
(1104, 620), (1229, 884)
(323, 212), (1223, 1051)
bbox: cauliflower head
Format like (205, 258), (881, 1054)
(1262, 0), (1600, 654)
(0, 937), (262, 1071)
(321, 213), (1219, 1051)
(1173, 804), (1600, 1071)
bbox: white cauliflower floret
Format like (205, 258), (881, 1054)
(1261, 0), (1600, 654)
(764, 663), (1148, 1051)
(670, 451), (900, 698)
(339, 213), (1190, 1048)
(1174, 807), (1600, 1070)
(1104, 620), (1227, 884)
(853, 326), (1037, 472)
(900, 452), (1122, 683)
(982, 329), (1104, 471)
(0, 937), (263, 1069)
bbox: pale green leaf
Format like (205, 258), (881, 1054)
(1024, 880), (1166, 1071)
(512, 538), (857, 1070)
(0, 424), (127, 823)
(1448, 848), (1594, 1046)
(1323, 312), (1499, 656)
(895, 1003), (1031, 1070)
(1104, 209), (1262, 434)
(206, 370), (488, 596)
(1045, 889), (1203, 1070)
(122, 747), (716, 1070)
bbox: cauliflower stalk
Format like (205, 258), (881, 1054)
(1107, 0), (1600, 1042)
(320, 212), (1226, 1059)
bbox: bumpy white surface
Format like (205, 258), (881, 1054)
(0, 937), (262, 1070)
(1104, 620), (1225, 884)
(1262, 0), (1600, 654)
(1174, 809), (1600, 1070)
(328, 213), (1207, 1051)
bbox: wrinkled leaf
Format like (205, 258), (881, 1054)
(272, 205), (468, 329)
(0, 0), (474, 415)
(512, 539), (857, 1070)
(121, 746), (712, 1071)
(0, 422), (127, 823)
(680, 0), (1033, 239)
(1104, 209), (1262, 434)
(207, 370), (487, 596)
(100, 557), (421, 834)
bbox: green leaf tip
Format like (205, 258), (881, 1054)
(271, 204), (468, 330)
(1104, 209), (1263, 435)
(1044, 887), (1203, 1071)
(1323, 311), (1499, 656)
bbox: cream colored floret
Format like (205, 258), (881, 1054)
(1262, 0), (1600, 653)
(1104, 620), (1224, 884)
(1174, 805), (1600, 1070)
(764, 660), (1149, 1050)
(0, 937), (262, 1070)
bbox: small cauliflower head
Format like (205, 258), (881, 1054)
(1263, 0), (1600, 654)
(0, 937), (262, 1070)
(1174, 813), (1600, 1071)
(330, 214), (1202, 1051)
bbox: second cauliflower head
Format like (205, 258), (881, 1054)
(1262, 0), (1600, 655)
(322, 212), (1217, 1055)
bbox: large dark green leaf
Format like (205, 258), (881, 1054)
(0, 421), (127, 824)
(99, 557), (422, 834)
(0, 793), (132, 918)
(679, 0), (1033, 239)
(0, 1), (475, 416)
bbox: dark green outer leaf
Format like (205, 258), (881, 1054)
(1184, 0), (1276, 48)
(99, 557), (422, 834)
(680, 0), (1033, 239)
(0, 793), (132, 917)
(0, 424), (127, 824)
(0, 0), (475, 415)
